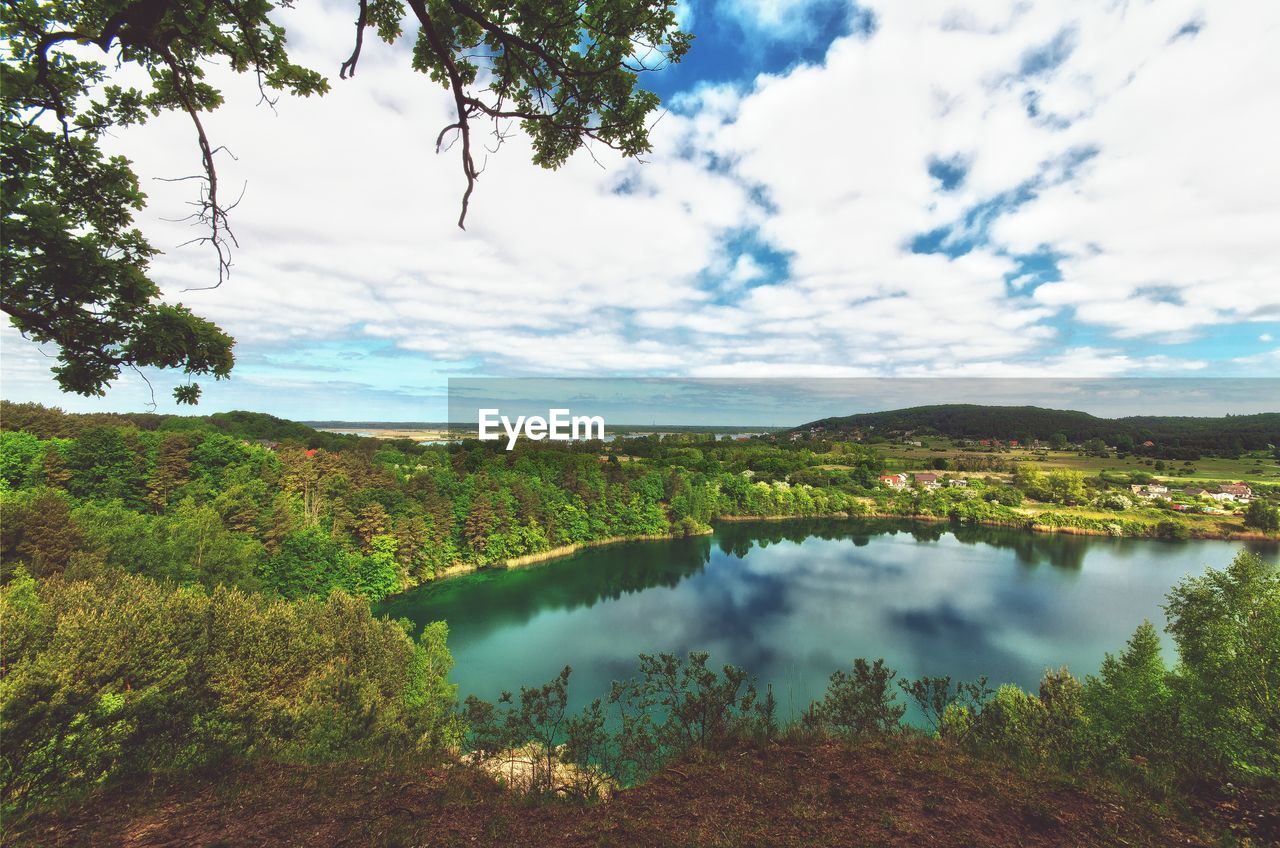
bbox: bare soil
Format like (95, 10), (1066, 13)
(6, 737), (1267, 848)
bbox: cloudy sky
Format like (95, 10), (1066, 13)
(3, 0), (1279, 420)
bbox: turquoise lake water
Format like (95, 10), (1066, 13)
(377, 519), (1278, 718)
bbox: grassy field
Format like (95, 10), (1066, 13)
(876, 440), (1280, 484)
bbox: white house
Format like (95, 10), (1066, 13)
(914, 472), (942, 490)
(1217, 483), (1252, 502)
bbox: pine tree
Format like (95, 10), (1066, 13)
(146, 434), (193, 513)
(15, 490), (83, 577)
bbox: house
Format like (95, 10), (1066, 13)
(1209, 491), (1237, 503)
(1217, 483), (1252, 501)
(1184, 487), (1209, 498)
(1141, 440), (1156, 448)
(1148, 484), (1168, 496)
(913, 473), (942, 490)
(1130, 484), (1168, 500)
(879, 473), (908, 490)
(947, 479), (968, 488)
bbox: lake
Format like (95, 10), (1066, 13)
(377, 519), (1279, 719)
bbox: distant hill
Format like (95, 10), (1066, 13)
(791, 404), (1280, 455)
(0, 402), (370, 451)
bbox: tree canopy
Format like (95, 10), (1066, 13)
(1, 0), (690, 403)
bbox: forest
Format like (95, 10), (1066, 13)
(0, 402), (882, 602)
(799, 404), (1280, 455)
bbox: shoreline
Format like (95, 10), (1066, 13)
(725, 510), (1278, 542)
(416, 530), (714, 585)
(500, 531), (712, 569)
(401, 512), (1277, 594)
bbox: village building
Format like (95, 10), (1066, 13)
(947, 479), (968, 488)
(913, 472), (942, 490)
(1217, 483), (1252, 500)
(878, 473), (909, 490)
(1130, 483), (1169, 500)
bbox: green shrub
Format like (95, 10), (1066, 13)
(966, 684), (1048, 764)
(1152, 520), (1190, 540)
(804, 658), (905, 739)
(0, 569), (459, 812)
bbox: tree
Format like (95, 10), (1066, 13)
(65, 426), (146, 506)
(1163, 551), (1280, 780)
(1046, 469), (1086, 505)
(12, 489), (84, 576)
(1049, 432), (1069, 450)
(357, 534), (402, 600)
(146, 433), (193, 512)
(1011, 464), (1047, 500)
(806, 658), (904, 738)
(1244, 499), (1279, 532)
(2, 0), (689, 403)
(0, 431), (42, 487)
(0, 570), (460, 811)
(1082, 620), (1173, 764)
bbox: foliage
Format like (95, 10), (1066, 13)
(1244, 499), (1279, 532)
(462, 666), (574, 795)
(0, 568), (459, 812)
(605, 651), (765, 782)
(1081, 621), (1173, 768)
(804, 658), (905, 739)
(1163, 551), (1279, 781)
(797, 404), (1280, 456)
(897, 674), (991, 737)
(1, 404), (890, 600)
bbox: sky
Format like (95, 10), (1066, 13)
(3, 0), (1280, 422)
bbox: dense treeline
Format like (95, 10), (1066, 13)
(799, 404), (1280, 455)
(0, 404), (882, 602)
(0, 401), (369, 452)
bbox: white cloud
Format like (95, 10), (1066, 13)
(4, 0), (1276, 415)
(718, 0), (837, 36)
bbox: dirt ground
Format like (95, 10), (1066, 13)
(6, 737), (1272, 848)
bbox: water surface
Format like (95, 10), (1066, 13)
(378, 519), (1277, 718)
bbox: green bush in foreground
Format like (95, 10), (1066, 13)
(0, 569), (459, 812)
